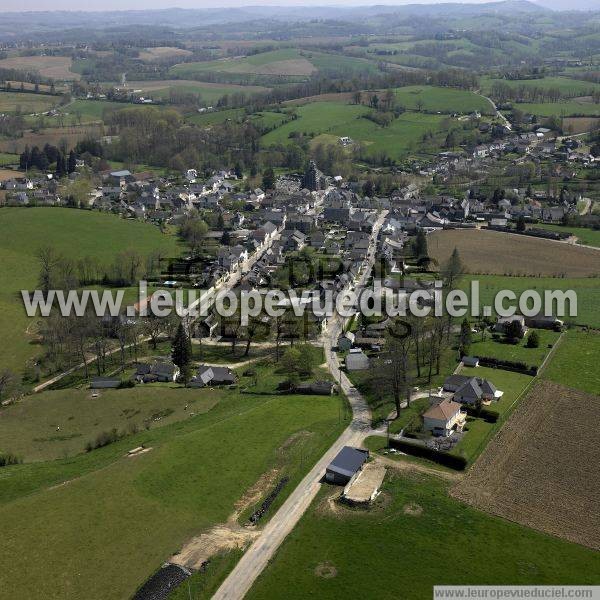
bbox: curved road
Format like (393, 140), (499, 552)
(212, 211), (386, 600)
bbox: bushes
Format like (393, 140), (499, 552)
(478, 356), (538, 376)
(0, 452), (21, 467)
(526, 331), (540, 348)
(388, 438), (467, 470)
(465, 406), (499, 423)
(85, 428), (122, 452)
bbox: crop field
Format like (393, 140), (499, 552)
(0, 168), (22, 181)
(261, 101), (446, 160)
(0, 207), (181, 374)
(429, 229), (600, 277)
(542, 330), (600, 396)
(0, 124), (103, 154)
(452, 380), (600, 551)
(0, 55), (79, 80)
(562, 116), (600, 134)
(0, 387), (347, 600)
(170, 49), (317, 78)
(0, 91), (58, 114)
(461, 275), (600, 328)
(138, 46), (193, 61)
(122, 80), (269, 103)
(393, 85), (494, 114)
(247, 468), (599, 600)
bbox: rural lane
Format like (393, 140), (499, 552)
(212, 211), (386, 600)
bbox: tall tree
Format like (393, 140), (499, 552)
(171, 323), (192, 372)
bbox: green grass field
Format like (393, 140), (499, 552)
(542, 329), (600, 396)
(469, 328), (560, 367)
(0, 207), (181, 375)
(0, 386), (221, 461)
(0, 152), (18, 166)
(530, 224), (600, 248)
(394, 85), (494, 114)
(247, 471), (599, 600)
(261, 101), (446, 160)
(515, 100), (600, 117)
(186, 107), (246, 126)
(0, 91), (58, 114)
(461, 275), (600, 328)
(59, 99), (138, 122)
(0, 385), (347, 600)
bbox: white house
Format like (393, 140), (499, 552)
(422, 399), (466, 437)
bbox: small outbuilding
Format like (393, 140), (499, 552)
(325, 446), (369, 485)
(345, 349), (370, 371)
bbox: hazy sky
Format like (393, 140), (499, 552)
(2, 0), (512, 12)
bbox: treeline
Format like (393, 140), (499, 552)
(491, 81), (599, 104)
(19, 144), (77, 176)
(36, 245), (168, 293)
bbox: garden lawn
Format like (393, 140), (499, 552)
(451, 366), (534, 463)
(247, 471), (600, 600)
(0, 207), (181, 375)
(0, 390), (347, 600)
(469, 328), (560, 368)
(542, 329), (600, 396)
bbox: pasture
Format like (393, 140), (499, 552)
(58, 99), (130, 122)
(261, 101), (446, 160)
(461, 274), (600, 328)
(0, 389), (346, 600)
(247, 469), (599, 600)
(0, 152), (18, 167)
(0, 91), (58, 114)
(0, 387), (221, 461)
(515, 100), (600, 117)
(542, 330), (600, 396)
(482, 76), (600, 96)
(529, 223), (600, 248)
(0, 207), (181, 374)
(0, 55), (79, 80)
(394, 85), (494, 114)
(452, 379), (599, 551)
(429, 229), (600, 277)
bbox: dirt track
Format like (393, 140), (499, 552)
(452, 380), (600, 550)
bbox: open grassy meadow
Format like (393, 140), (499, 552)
(0, 207), (181, 375)
(247, 470), (599, 600)
(461, 274), (600, 328)
(58, 99), (132, 122)
(0, 91), (58, 114)
(515, 100), (600, 117)
(0, 152), (19, 166)
(469, 328), (560, 367)
(482, 75), (600, 96)
(0, 386), (347, 600)
(530, 223), (600, 248)
(542, 329), (600, 396)
(394, 85), (494, 114)
(261, 101), (446, 160)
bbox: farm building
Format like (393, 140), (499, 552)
(325, 446), (369, 485)
(90, 377), (121, 389)
(345, 349), (370, 371)
(189, 365), (236, 387)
